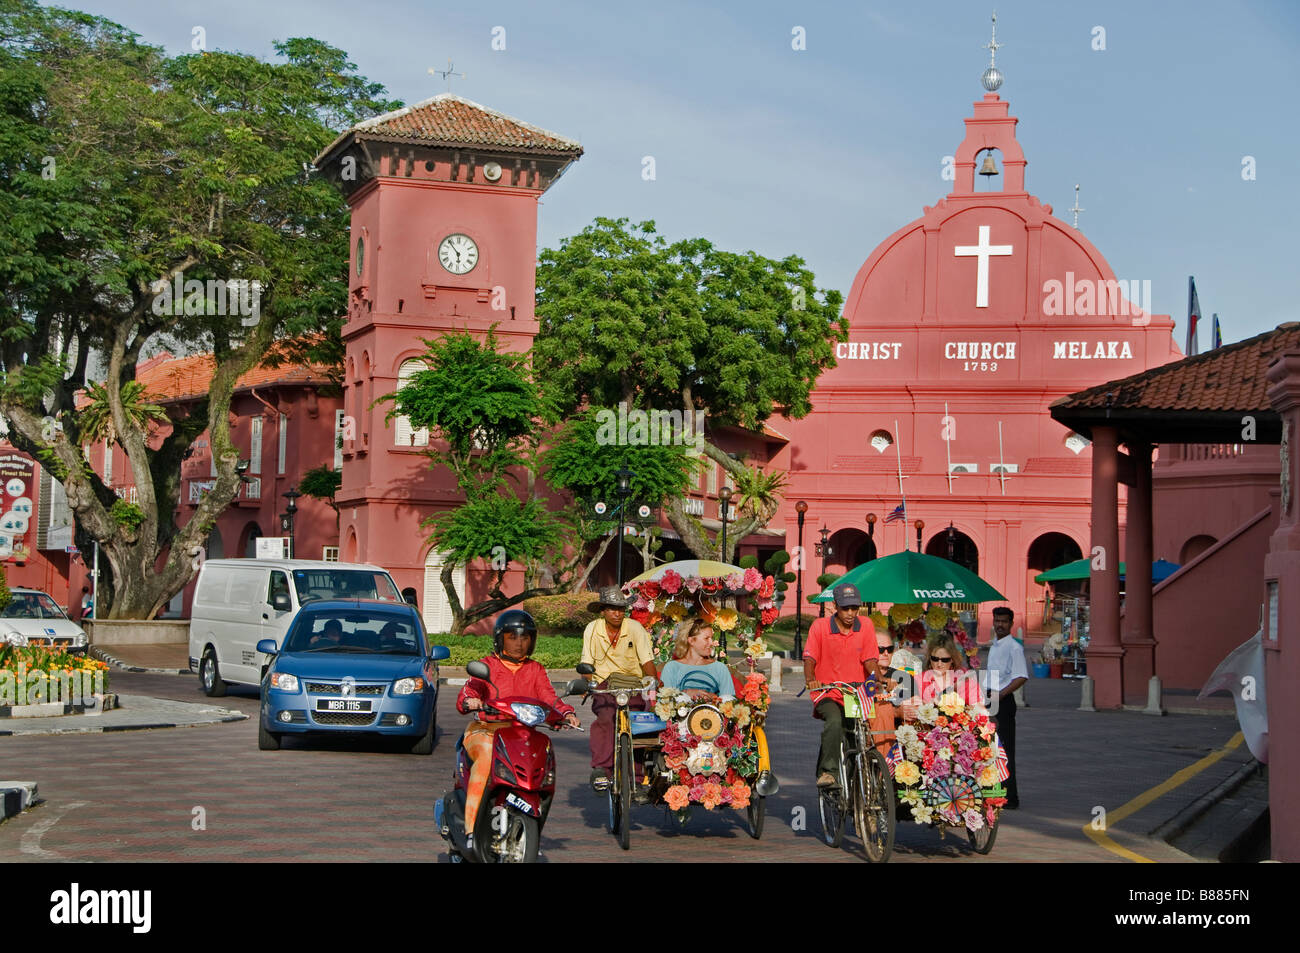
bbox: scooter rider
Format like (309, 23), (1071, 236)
(457, 610), (580, 848)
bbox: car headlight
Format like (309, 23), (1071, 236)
(510, 702), (547, 726)
(1, 629), (27, 647)
(269, 672), (299, 692)
(71, 631), (88, 647)
(393, 677), (425, 695)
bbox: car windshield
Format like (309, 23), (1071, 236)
(283, 610), (423, 655)
(1, 592), (68, 620)
(292, 569), (401, 605)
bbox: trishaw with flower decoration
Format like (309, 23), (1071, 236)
(581, 561), (780, 850)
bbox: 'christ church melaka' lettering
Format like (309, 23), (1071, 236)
(1052, 340), (1134, 360)
(836, 342), (902, 360)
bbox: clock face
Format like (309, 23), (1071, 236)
(438, 234), (479, 275)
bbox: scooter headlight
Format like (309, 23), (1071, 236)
(510, 702), (547, 726)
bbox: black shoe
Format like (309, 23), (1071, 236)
(1004, 800), (1020, 810)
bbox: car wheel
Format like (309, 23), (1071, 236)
(409, 716), (436, 755)
(200, 649), (226, 697)
(258, 719), (281, 751)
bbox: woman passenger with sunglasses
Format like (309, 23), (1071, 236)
(900, 632), (985, 720)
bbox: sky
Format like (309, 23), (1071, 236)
(65, 0), (1300, 345)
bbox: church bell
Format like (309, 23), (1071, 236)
(978, 152), (1000, 177)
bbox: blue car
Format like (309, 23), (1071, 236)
(258, 600), (451, 754)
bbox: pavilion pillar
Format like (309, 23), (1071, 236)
(1265, 351), (1300, 861)
(1089, 425), (1124, 709)
(1122, 440), (1156, 689)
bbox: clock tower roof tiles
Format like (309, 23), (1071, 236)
(319, 93), (583, 162)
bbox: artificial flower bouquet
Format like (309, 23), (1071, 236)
(652, 689), (759, 812)
(891, 690), (1007, 832)
(625, 567), (776, 666)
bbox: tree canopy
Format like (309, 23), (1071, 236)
(534, 217), (846, 559)
(0, 1), (398, 616)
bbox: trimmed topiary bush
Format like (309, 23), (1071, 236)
(521, 591), (599, 635)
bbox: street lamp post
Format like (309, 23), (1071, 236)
(915, 518), (925, 555)
(816, 525), (832, 618)
(615, 466), (633, 586)
(281, 485), (301, 558)
(947, 522), (956, 562)
(866, 512), (877, 612)
(718, 486), (733, 562)
(795, 501), (808, 660)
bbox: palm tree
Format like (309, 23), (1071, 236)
(79, 380), (170, 444)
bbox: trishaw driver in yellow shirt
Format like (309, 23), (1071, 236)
(580, 586), (659, 791)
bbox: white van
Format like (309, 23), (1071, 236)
(188, 559), (404, 696)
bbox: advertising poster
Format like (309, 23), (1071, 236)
(0, 451), (35, 562)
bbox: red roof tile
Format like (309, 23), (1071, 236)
(1052, 323), (1300, 413)
(346, 94), (582, 154)
(134, 353), (333, 403)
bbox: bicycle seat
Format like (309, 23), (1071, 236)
(630, 711), (668, 736)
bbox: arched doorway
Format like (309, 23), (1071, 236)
(925, 527), (978, 575)
(1180, 534), (1217, 564)
(1026, 531), (1083, 630)
(826, 528), (873, 577)
(240, 522), (263, 558)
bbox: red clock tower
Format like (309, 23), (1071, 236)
(315, 94), (582, 628)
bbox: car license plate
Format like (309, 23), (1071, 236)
(316, 699), (371, 712)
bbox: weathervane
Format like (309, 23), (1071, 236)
(981, 12), (1004, 91)
(428, 59), (466, 91)
(1070, 184), (1085, 229)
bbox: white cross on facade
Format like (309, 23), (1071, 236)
(953, 225), (1014, 308)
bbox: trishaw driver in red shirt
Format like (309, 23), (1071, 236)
(804, 583), (882, 788)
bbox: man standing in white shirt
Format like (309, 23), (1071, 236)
(986, 606), (1028, 809)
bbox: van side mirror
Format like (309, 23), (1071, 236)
(256, 639), (279, 655)
(428, 645), (451, 662)
(271, 592), (291, 612)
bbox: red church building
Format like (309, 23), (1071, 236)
(770, 82), (1182, 637)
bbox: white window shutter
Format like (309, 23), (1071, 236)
(250, 416), (263, 474)
(396, 361), (429, 447)
(278, 414), (287, 475)
(422, 549), (465, 634)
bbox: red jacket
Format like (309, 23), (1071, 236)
(456, 655), (575, 720)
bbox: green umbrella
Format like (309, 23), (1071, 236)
(1033, 557), (1125, 583)
(810, 550), (1007, 604)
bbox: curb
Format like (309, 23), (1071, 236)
(0, 781), (38, 822)
(0, 712), (247, 737)
(1150, 757), (1262, 844)
(91, 647), (192, 676)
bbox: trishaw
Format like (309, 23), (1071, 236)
(580, 673), (775, 850)
(583, 560), (781, 850)
(808, 551), (1012, 859)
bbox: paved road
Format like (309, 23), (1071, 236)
(0, 671), (1242, 862)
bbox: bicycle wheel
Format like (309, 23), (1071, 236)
(817, 747), (848, 848)
(616, 735), (633, 851)
(968, 809), (999, 854)
(860, 747), (896, 863)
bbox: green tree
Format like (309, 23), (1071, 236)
(534, 217), (846, 561)
(542, 407), (697, 586)
(0, 3), (398, 616)
(298, 464), (342, 527)
(383, 329), (561, 634)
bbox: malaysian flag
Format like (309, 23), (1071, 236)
(883, 503), (906, 524)
(1186, 277), (1201, 356)
(1213, 314), (1222, 349)
(885, 742), (903, 778)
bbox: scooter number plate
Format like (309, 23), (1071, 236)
(505, 792), (536, 816)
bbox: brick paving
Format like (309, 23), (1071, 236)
(0, 669), (1244, 863)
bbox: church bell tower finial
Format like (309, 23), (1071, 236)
(982, 12), (1004, 92)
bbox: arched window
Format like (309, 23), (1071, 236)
(869, 430), (893, 454)
(394, 360), (429, 447)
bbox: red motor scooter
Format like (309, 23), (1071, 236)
(435, 659), (587, 863)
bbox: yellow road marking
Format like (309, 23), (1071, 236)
(1082, 731), (1244, 862)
